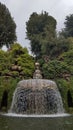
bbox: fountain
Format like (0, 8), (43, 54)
(10, 62), (64, 114)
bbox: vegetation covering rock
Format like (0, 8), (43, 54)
(0, 43), (35, 111)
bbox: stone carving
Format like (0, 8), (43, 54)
(33, 62), (42, 79)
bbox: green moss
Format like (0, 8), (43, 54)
(0, 77), (20, 110)
(56, 77), (73, 113)
(69, 77), (73, 99)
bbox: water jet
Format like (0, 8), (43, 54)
(10, 62), (64, 114)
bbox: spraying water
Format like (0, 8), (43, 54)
(10, 63), (64, 114)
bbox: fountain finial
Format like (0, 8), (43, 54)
(33, 62), (42, 79)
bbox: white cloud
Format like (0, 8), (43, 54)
(62, 0), (73, 6)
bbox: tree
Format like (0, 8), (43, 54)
(26, 11), (57, 58)
(60, 14), (73, 38)
(0, 2), (17, 48)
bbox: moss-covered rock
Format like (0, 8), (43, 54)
(0, 77), (20, 111)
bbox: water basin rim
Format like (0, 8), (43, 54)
(17, 79), (57, 90)
(18, 79), (55, 83)
(1, 113), (71, 118)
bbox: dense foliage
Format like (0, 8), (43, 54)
(26, 11), (57, 58)
(60, 14), (73, 38)
(0, 43), (34, 78)
(0, 43), (35, 111)
(0, 2), (17, 48)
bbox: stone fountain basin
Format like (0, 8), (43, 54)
(10, 79), (64, 114)
(17, 79), (57, 90)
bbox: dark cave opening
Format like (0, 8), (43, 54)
(67, 90), (73, 107)
(0, 90), (8, 110)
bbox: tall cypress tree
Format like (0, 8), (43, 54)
(26, 11), (57, 58)
(64, 14), (73, 37)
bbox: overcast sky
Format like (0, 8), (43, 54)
(0, 0), (73, 51)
